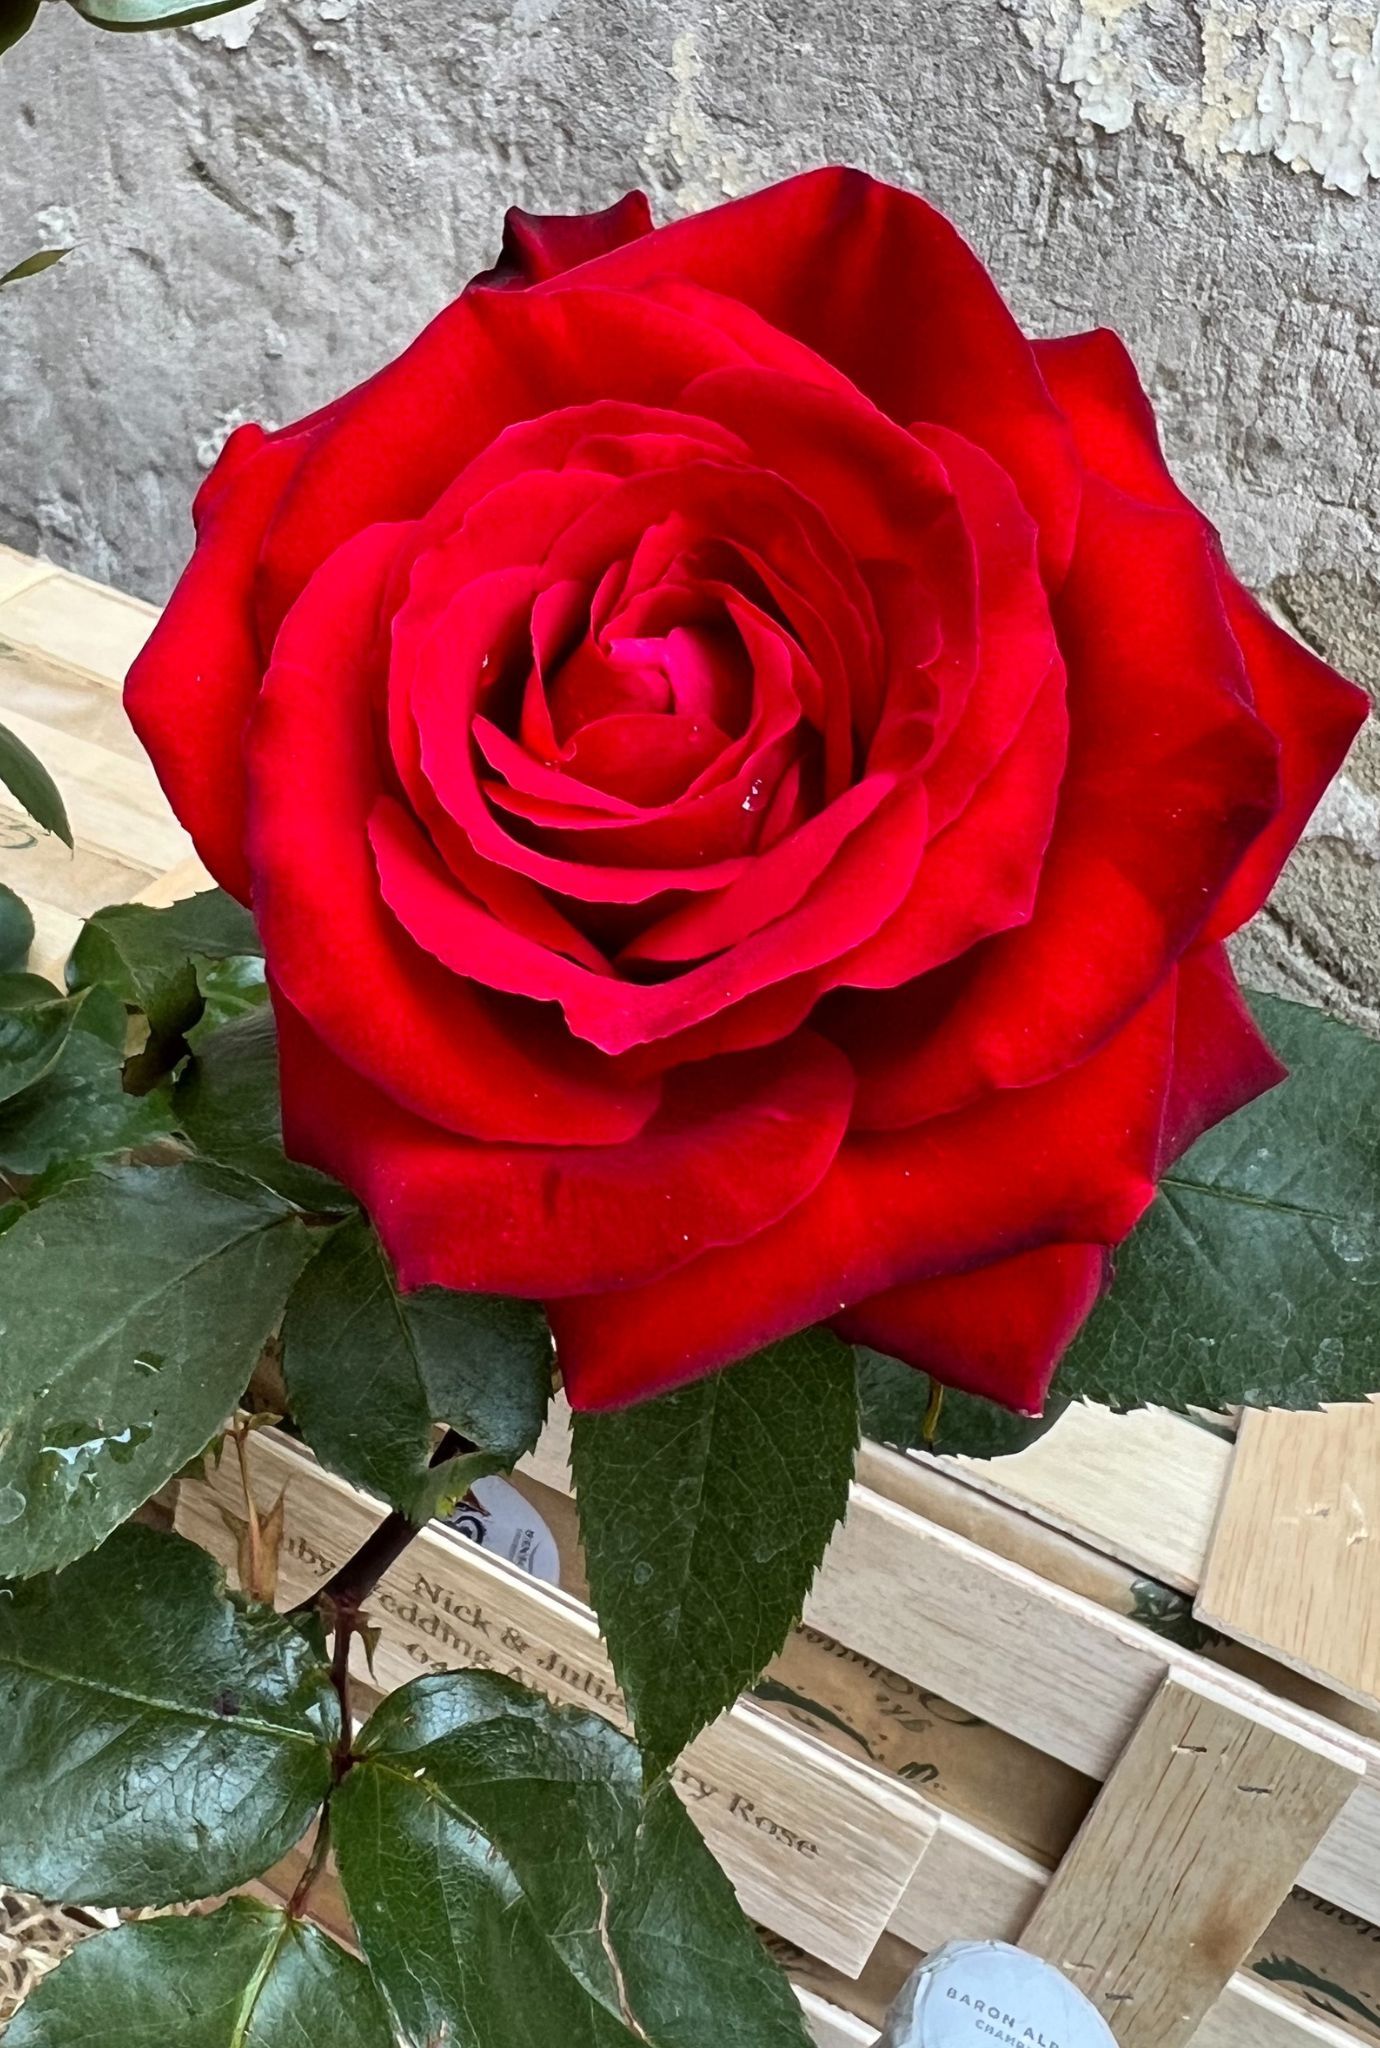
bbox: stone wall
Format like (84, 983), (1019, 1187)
(1, 0), (1375, 1019)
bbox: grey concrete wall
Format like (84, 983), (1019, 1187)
(1, 0), (1376, 1021)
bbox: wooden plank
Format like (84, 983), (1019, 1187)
(929, 1402), (1235, 1597)
(0, 546), (56, 607)
(524, 1400), (1380, 1926)
(1197, 1404), (1380, 1712)
(802, 1481), (1380, 1924)
(1192, 1979), (1374, 2048)
(889, 1775), (1371, 2048)
(0, 703), (191, 875)
(1022, 1672), (1360, 2047)
(797, 1988), (876, 2047)
(0, 566), (158, 687)
(174, 1431), (937, 1978)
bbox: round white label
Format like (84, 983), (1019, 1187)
(879, 1942), (1117, 2048)
(443, 1474), (561, 1585)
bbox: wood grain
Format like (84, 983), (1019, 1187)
(175, 1429), (937, 1978)
(523, 1397), (1380, 1927)
(0, 555), (199, 982)
(804, 1480), (1380, 1925)
(932, 1402), (1235, 1597)
(797, 1988), (876, 2047)
(1022, 1672), (1360, 2047)
(1197, 1405), (1380, 1711)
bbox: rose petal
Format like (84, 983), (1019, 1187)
(845, 478), (1280, 1127)
(563, 166), (1083, 581)
(834, 1244), (1110, 1413)
(375, 759), (928, 1055)
(254, 285), (770, 636)
(276, 992), (855, 1295)
(828, 657), (1066, 1002)
(125, 423), (309, 900)
(551, 980), (1175, 1407)
(246, 523), (659, 1144)
(470, 190), (654, 289)
(1157, 943), (1286, 1168)
(1038, 327), (1367, 932)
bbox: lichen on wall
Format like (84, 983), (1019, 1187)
(1011, 0), (1380, 194)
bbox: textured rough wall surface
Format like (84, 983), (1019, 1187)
(0, 0), (1376, 1022)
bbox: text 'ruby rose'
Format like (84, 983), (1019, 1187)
(127, 169), (1367, 1413)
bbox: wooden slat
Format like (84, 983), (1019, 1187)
(1022, 1672), (1360, 2047)
(524, 1399), (1380, 1927)
(797, 1987), (876, 2047)
(1192, 1980), (1375, 2048)
(0, 564), (157, 687)
(0, 546), (56, 608)
(174, 1431), (936, 1979)
(189, 1425), (1380, 2047)
(803, 1480), (1380, 1925)
(931, 1403), (1235, 1597)
(1197, 1405), (1380, 1711)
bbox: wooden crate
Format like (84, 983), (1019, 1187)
(7, 548), (1380, 2048)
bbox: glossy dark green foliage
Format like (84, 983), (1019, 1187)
(571, 1328), (859, 1774)
(333, 1670), (812, 2048)
(856, 1347), (1069, 1461)
(68, 0), (263, 26)
(0, 884), (33, 971)
(281, 1215), (551, 1520)
(1061, 991), (1379, 1414)
(0, 1160), (315, 1575)
(68, 889), (261, 1041)
(0, 721), (71, 843)
(0, 1525), (337, 1903)
(3, 1899), (395, 2048)
(175, 1006), (352, 1211)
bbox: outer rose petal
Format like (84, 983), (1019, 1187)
(844, 478), (1280, 1129)
(834, 1246), (1110, 1413)
(125, 423), (308, 900)
(275, 995), (856, 1296)
(1157, 943), (1286, 1168)
(471, 191), (654, 288)
(550, 982), (1176, 1408)
(1037, 327), (1367, 932)
(564, 167), (1083, 582)
(254, 282), (813, 636)
(836, 946), (1284, 1415)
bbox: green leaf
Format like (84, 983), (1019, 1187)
(0, 245), (66, 284)
(188, 951), (269, 1042)
(0, 720), (72, 846)
(0, 1524), (337, 1904)
(4, 1897), (394, 2048)
(66, 0), (262, 27)
(0, 0), (41, 58)
(174, 1006), (353, 1210)
(334, 1669), (811, 2048)
(0, 884), (33, 972)
(856, 1348), (1069, 1461)
(0, 973), (89, 1106)
(281, 1215), (550, 1519)
(1060, 992), (1380, 1415)
(0, 1017), (175, 1175)
(67, 889), (261, 1040)
(570, 1328), (859, 1774)
(0, 1159), (315, 1577)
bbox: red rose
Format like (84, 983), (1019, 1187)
(127, 169), (1366, 1413)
